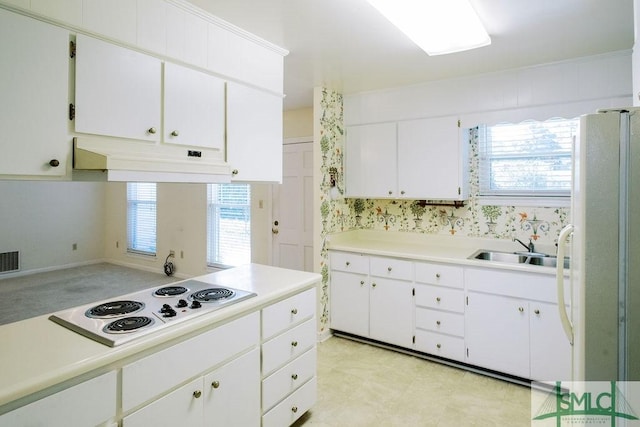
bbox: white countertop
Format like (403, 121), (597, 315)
(327, 230), (562, 274)
(0, 264), (321, 409)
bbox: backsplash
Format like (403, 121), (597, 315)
(316, 87), (571, 333)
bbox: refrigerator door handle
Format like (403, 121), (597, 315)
(557, 224), (574, 345)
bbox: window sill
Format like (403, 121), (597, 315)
(478, 196), (570, 208)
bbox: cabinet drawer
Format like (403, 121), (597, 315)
(415, 308), (464, 337)
(262, 376), (317, 427)
(329, 251), (369, 274)
(0, 372), (116, 427)
(415, 262), (463, 288)
(370, 256), (412, 280)
(262, 318), (316, 376)
(262, 288), (316, 341)
(415, 284), (464, 313)
(122, 311), (259, 411)
(414, 330), (465, 362)
(262, 346), (317, 412)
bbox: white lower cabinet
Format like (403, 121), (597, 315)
(465, 268), (572, 381)
(465, 291), (531, 378)
(261, 290), (317, 426)
(329, 250), (571, 382)
(123, 376), (203, 427)
(414, 262), (465, 361)
(123, 348), (260, 427)
(0, 371), (116, 427)
(329, 252), (414, 349)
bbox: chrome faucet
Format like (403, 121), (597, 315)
(513, 237), (535, 253)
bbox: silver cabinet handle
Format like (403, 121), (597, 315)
(291, 308), (298, 315)
(193, 390), (202, 398)
(372, 283), (377, 288)
(387, 266), (392, 272)
(436, 320), (441, 325)
(291, 341), (298, 347)
(147, 127), (156, 134)
(292, 406), (298, 413)
(534, 309), (540, 315)
(211, 381), (220, 389)
(518, 307), (525, 313)
(436, 297), (441, 302)
(231, 169), (239, 175)
(436, 273), (441, 279)
(291, 374), (298, 380)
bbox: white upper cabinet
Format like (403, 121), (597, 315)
(163, 62), (225, 150)
(165, 2), (208, 68)
(345, 118), (467, 200)
(82, 0), (137, 45)
(345, 123), (398, 198)
(397, 116), (467, 200)
(0, 8), (70, 177)
(227, 82), (283, 182)
(75, 34), (161, 142)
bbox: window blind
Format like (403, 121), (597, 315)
(478, 118), (577, 198)
(207, 184), (251, 267)
(127, 182), (157, 255)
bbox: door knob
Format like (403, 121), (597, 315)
(272, 220), (279, 235)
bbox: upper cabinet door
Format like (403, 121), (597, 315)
(398, 117), (466, 200)
(345, 123), (397, 198)
(75, 34), (161, 142)
(0, 8), (70, 177)
(227, 82), (283, 182)
(163, 62), (225, 150)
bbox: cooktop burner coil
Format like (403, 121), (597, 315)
(153, 286), (189, 297)
(85, 300), (145, 318)
(190, 288), (235, 303)
(103, 316), (155, 334)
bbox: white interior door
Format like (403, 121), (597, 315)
(272, 142), (313, 271)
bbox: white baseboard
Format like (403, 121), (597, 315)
(317, 328), (333, 342)
(0, 259), (105, 280)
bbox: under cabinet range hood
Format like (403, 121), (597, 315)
(73, 137), (231, 183)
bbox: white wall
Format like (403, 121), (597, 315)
(103, 182), (271, 277)
(0, 181), (106, 275)
(345, 51), (633, 126)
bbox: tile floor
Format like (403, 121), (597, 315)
(295, 336), (533, 427)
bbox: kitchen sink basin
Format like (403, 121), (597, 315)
(469, 250), (569, 269)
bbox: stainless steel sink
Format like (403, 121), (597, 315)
(469, 250), (570, 269)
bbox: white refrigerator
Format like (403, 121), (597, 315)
(557, 107), (640, 382)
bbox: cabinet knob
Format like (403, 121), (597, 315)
(291, 373), (298, 380)
(534, 309), (540, 315)
(211, 380), (220, 389)
(388, 190), (393, 195)
(387, 266), (392, 272)
(48, 159), (60, 167)
(193, 390), (202, 398)
(171, 130), (179, 137)
(435, 273), (441, 279)
(518, 307), (525, 313)
(436, 320), (441, 326)
(372, 283), (377, 288)
(291, 340), (298, 347)
(400, 190), (405, 195)
(292, 406), (299, 414)
(360, 280), (365, 286)
(291, 308), (298, 315)
(436, 297), (441, 302)
(231, 169), (239, 175)
(346, 261), (350, 266)
(436, 344), (441, 349)
(147, 127), (157, 134)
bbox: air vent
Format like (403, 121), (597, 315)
(0, 251), (19, 274)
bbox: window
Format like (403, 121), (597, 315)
(127, 182), (157, 255)
(207, 184), (251, 267)
(478, 117), (577, 205)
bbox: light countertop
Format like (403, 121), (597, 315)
(0, 263), (321, 409)
(327, 230), (563, 275)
